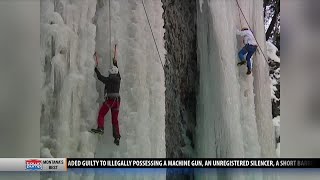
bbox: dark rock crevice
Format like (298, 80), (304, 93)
(269, 60), (280, 118)
(162, 0), (198, 179)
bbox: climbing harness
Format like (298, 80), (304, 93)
(105, 97), (119, 110)
(236, 0), (269, 64)
(141, 0), (165, 70)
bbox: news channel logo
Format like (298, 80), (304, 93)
(25, 159), (43, 171)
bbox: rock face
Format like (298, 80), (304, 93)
(162, 0), (198, 178)
(269, 60), (280, 118)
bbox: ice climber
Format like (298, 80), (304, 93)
(91, 52), (121, 146)
(236, 27), (258, 75)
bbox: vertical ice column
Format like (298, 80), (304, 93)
(40, 0), (98, 160)
(251, 0), (276, 158)
(196, 0), (245, 160)
(235, 0), (262, 158)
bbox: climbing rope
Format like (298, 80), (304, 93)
(238, 8), (245, 45)
(235, 0), (269, 64)
(141, 0), (165, 70)
(109, 0), (112, 65)
(238, 4), (242, 28)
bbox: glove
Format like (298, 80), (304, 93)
(113, 58), (118, 67)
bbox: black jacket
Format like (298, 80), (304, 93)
(95, 61), (121, 98)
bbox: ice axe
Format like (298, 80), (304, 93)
(94, 51), (99, 67)
(114, 44), (117, 59)
(112, 44), (117, 64)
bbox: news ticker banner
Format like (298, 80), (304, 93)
(2, 158), (320, 171)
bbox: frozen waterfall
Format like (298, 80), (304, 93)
(40, 0), (277, 179)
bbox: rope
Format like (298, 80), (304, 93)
(109, 0), (112, 66)
(238, 4), (242, 27)
(141, 0), (165, 70)
(238, 7), (244, 45)
(235, 0), (269, 64)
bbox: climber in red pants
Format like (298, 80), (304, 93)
(91, 49), (121, 146)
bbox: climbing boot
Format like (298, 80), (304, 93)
(91, 127), (104, 135)
(246, 69), (252, 75)
(237, 61), (246, 66)
(114, 137), (120, 146)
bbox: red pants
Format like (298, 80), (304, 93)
(97, 99), (120, 138)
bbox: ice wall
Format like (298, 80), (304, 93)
(196, 0), (276, 179)
(41, 0), (166, 179)
(94, 1), (167, 179)
(93, 0), (166, 157)
(40, 0), (98, 159)
(250, 0), (276, 159)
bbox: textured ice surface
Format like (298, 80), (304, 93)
(94, 0), (166, 164)
(41, 0), (98, 159)
(93, 0), (166, 156)
(41, 0), (165, 179)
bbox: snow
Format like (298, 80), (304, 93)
(264, 5), (273, 30)
(273, 116), (280, 157)
(272, 116), (280, 127)
(276, 143), (280, 158)
(266, 41), (280, 63)
(266, 41), (280, 102)
(270, 77), (279, 101)
(41, 0), (165, 179)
